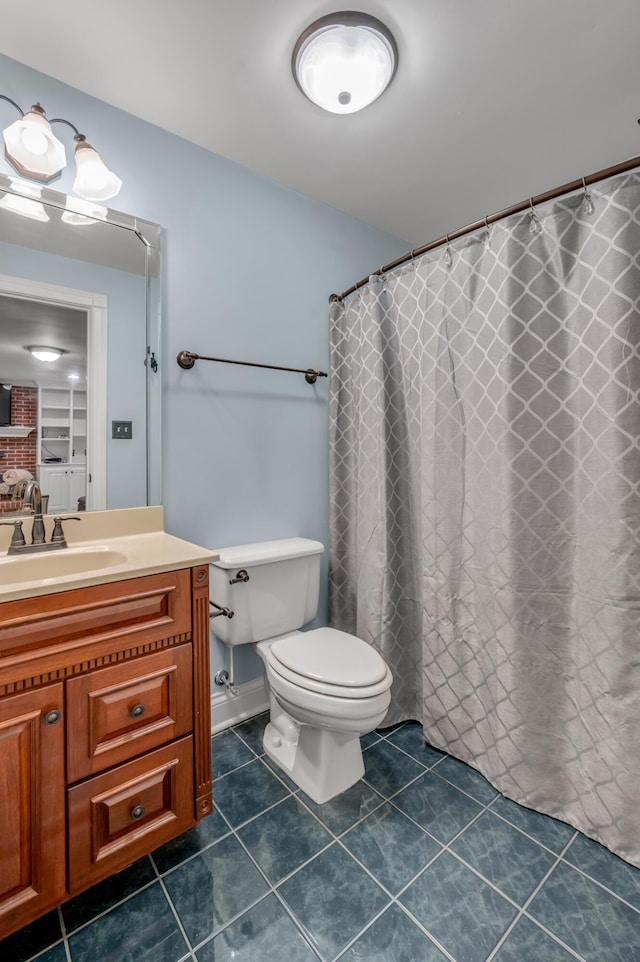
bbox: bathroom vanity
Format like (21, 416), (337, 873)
(0, 508), (216, 940)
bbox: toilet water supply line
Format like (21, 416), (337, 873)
(210, 603), (239, 695)
(214, 649), (239, 697)
(211, 566), (251, 697)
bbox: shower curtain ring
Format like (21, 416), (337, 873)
(443, 234), (453, 267)
(529, 198), (541, 234)
(581, 176), (594, 214)
(483, 216), (491, 249)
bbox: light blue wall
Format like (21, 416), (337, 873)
(0, 54), (409, 684)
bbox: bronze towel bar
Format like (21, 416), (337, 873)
(176, 351), (327, 384)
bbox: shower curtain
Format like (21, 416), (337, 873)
(329, 170), (640, 868)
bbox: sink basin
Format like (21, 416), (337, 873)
(0, 546), (129, 586)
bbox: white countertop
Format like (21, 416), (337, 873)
(0, 506), (219, 602)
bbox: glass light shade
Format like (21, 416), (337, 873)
(73, 140), (122, 201)
(61, 196), (108, 226)
(293, 13), (397, 114)
(2, 105), (66, 180)
(0, 181), (49, 221)
(28, 346), (63, 362)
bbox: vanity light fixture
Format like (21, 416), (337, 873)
(1, 95), (122, 201)
(27, 345), (65, 363)
(293, 12), (397, 114)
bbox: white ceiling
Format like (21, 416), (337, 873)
(0, 294), (87, 387)
(2, 1), (640, 245)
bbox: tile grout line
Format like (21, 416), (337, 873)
(194, 783), (326, 959)
(554, 851), (640, 917)
(56, 875), (160, 939)
(148, 853), (198, 962)
(226, 823), (326, 961)
(23, 934), (69, 962)
(484, 830), (587, 962)
(56, 906), (72, 962)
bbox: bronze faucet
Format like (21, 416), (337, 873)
(0, 480), (80, 555)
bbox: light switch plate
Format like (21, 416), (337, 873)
(112, 420), (133, 439)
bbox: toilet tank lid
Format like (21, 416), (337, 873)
(211, 537), (324, 569)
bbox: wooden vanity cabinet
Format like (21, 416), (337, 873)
(0, 684), (66, 934)
(0, 564), (212, 941)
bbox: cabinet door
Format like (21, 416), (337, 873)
(68, 467), (86, 512)
(38, 466), (68, 514)
(0, 684), (66, 937)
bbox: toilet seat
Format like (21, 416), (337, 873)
(267, 628), (392, 700)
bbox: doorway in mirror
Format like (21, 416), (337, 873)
(0, 276), (106, 511)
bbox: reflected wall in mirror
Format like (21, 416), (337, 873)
(0, 173), (161, 514)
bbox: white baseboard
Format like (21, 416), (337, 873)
(210, 676), (269, 734)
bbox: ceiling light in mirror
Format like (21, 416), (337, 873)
(27, 345), (64, 363)
(293, 12), (397, 114)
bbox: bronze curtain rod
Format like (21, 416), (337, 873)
(330, 153), (640, 303)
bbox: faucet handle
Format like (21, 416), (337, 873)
(51, 516), (82, 544)
(0, 520), (27, 549)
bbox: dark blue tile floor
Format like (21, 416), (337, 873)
(3, 715), (640, 962)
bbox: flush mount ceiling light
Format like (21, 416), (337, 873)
(26, 345), (65, 363)
(1, 95), (122, 201)
(293, 11), (397, 114)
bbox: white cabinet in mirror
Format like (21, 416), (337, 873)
(0, 174), (162, 513)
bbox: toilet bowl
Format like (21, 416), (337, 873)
(209, 538), (393, 803)
(257, 628), (392, 802)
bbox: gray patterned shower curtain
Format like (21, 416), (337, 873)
(329, 170), (640, 867)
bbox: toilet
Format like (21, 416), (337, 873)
(210, 538), (393, 803)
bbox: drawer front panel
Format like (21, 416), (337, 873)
(0, 570), (192, 668)
(68, 736), (194, 894)
(66, 646), (193, 781)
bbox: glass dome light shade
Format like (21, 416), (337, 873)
(27, 346), (63, 363)
(293, 12), (397, 114)
(73, 138), (122, 202)
(2, 105), (66, 181)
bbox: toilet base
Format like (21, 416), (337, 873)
(262, 716), (365, 805)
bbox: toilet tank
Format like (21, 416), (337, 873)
(209, 538), (324, 646)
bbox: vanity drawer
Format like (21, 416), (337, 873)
(67, 736), (194, 894)
(0, 569), (192, 675)
(66, 645), (193, 781)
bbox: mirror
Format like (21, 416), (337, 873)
(0, 172), (161, 513)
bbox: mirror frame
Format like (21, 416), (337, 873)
(0, 172), (162, 508)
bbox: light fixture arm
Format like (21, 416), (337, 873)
(49, 116), (84, 139)
(0, 94), (24, 116)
